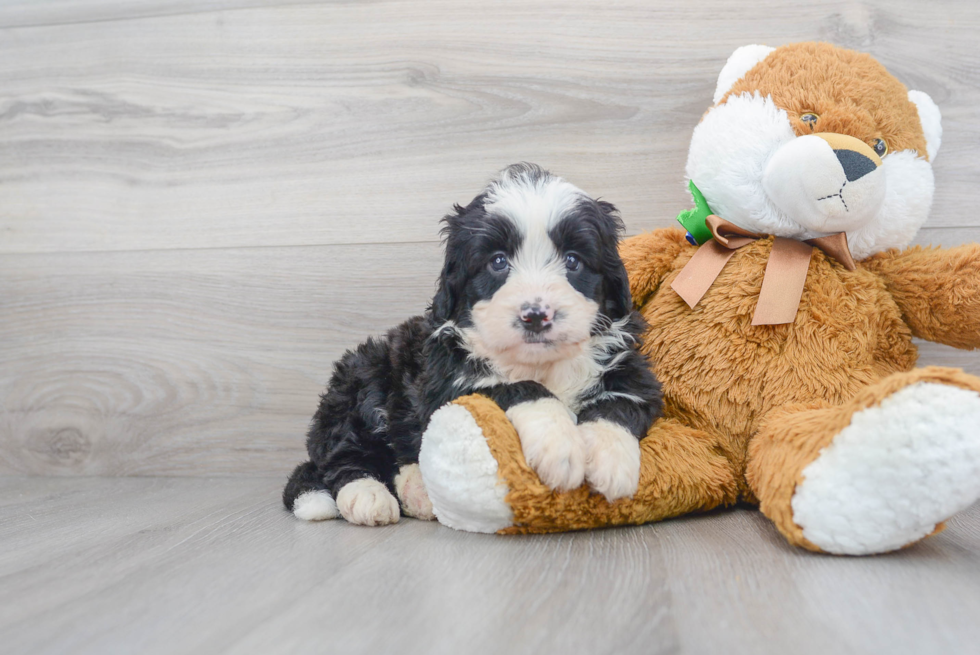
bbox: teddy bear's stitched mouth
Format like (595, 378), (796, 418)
(816, 180), (849, 212)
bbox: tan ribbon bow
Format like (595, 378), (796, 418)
(670, 215), (856, 325)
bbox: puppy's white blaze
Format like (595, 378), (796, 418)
(483, 168), (583, 238)
(335, 478), (400, 526)
(292, 490), (338, 521)
(506, 398), (586, 492)
(394, 463), (435, 520)
(581, 419), (641, 502)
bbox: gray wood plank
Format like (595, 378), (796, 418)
(0, 1), (290, 29)
(1, 0), (979, 253)
(1, 477), (978, 655)
(0, 241), (440, 476)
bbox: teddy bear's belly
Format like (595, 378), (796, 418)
(640, 251), (917, 454)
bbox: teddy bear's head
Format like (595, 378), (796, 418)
(686, 42), (941, 260)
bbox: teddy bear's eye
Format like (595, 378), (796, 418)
(873, 138), (888, 157)
(800, 113), (819, 129)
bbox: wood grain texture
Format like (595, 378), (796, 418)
(1, 0), (979, 476)
(1, 0), (979, 253)
(0, 242), (441, 476)
(1, 477), (978, 655)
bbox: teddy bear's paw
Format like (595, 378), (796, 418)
(580, 420), (641, 502)
(394, 463), (435, 520)
(506, 398), (586, 492)
(335, 478), (400, 526)
(418, 402), (514, 533)
(791, 382), (980, 555)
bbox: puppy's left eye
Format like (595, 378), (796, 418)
(489, 253), (509, 272)
(565, 253), (582, 272)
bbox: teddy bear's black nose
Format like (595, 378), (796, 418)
(834, 149), (879, 182)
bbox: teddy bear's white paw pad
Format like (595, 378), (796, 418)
(792, 382), (980, 555)
(394, 463), (435, 520)
(418, 403), (513, 533)
(581, 420), (641, 502)
(506, 398), (585, 492)
(292, 490), (339, 521)
(336, 478), (400, 526)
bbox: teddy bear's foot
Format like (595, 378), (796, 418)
(750, 369), (980, 555)
(419, 400), (515, 533)
(790, 381), (980, 554)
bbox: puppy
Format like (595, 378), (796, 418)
(283, 163), (662, 525)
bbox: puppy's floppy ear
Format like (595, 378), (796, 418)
(430, 201), (473, 323)
(596, 200), (632, 320)
(431, 261), (458, 323)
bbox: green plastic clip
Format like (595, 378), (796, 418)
(676, 180), (715, 246)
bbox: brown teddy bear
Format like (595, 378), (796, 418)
(418, 42), (980, 555)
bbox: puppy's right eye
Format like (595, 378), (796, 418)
(489, 253), (509, 273)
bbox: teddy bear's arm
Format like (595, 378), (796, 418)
(863, 243), (980, 350)
(619, 228), (691, 308)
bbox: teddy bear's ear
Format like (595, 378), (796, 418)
(908, 90), (942, 161)
(713, 44), (776, 104)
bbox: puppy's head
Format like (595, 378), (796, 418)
(432, 163), (629, 365)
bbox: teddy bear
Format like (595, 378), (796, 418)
(417, 42), (980, 555)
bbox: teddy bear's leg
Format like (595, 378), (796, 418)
(747, 367), (980, 555)
(420, 394), (740, 533)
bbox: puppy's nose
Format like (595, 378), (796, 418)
(519, 304), (553, 333)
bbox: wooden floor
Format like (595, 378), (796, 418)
(2, 477), (979, 655)
(3, 1), (980, 653)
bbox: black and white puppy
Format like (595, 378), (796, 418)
(283, 163), (662, 526)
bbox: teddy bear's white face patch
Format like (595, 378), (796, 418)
(687, 92), (936, 260)
(762, 132), (886, 234)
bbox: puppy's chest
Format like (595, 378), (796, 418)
(487, 353), (603, 410)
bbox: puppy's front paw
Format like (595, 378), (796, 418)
(336, 478), (400, 526)
(506, 398), (585, 492)
(580, 419), (641, 502)
(394, 463), (435, 520)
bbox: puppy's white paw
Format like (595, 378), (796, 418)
(506, 398), (585, 492)
(292, 490), (339, 521)
(336, 478), (400, 526)
(581, 419), (641, 502)
(394, 463), (435, 520)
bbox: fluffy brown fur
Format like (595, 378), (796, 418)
(724, 42), (930, 159)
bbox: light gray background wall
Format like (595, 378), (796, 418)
(2, 0), (979, 477)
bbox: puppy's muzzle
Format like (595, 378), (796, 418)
(762, 132), (885, 234)
(519, 303), (553, 334)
